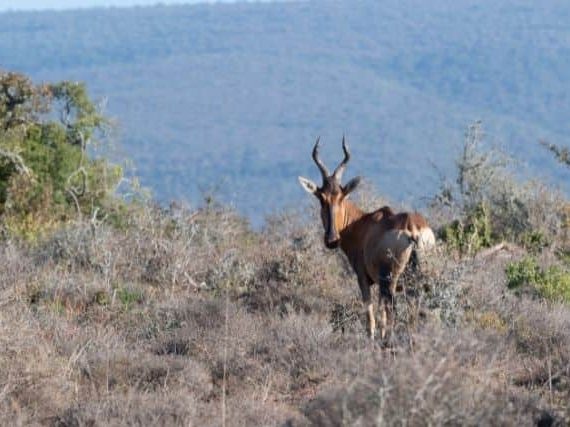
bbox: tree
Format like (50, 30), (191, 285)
(0, 71), (123, 239)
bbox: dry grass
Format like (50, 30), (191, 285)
(1, 200), (569, 426)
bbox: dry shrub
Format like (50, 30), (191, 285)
(2, 187), (570, 426)
(34, 202), (254, 290)
(508, 301), (570, 410)
(394, 246), (468, 333)
(248, 314), (334, 395)
(78, 349), (211, 397)
(459, 253), (570, 418)
(52, 393), (196, 427)
(297, 328), (549, 427)
(0, 241), (31, 286)
(259, 208), (356, 301)
(0, 303), (77, 426)
(242, 246), (349, 317)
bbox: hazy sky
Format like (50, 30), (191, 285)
(0, 0), (266, 11)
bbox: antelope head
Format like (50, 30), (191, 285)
(298, 137), (361, 249)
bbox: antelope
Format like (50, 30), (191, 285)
(298, 137), (435, 340)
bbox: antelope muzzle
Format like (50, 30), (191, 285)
(325, 232), (340, 249)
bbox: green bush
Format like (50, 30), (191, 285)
(434, 122), (568, 255)
(0, 71), (127, 240)
(520, 230), (550, 254)
(115, 285), (144, 310)
(506, 257), (570, 304)
(439, 202), (493, 256)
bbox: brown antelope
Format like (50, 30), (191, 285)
(298, 137), (435, 340)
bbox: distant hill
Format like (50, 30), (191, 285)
(2, 0), (570, 223)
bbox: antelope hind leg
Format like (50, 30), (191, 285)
(379, 269), (395, 342)
(367, 302), (376, 340)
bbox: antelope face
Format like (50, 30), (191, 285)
(298, 137), (361, 250)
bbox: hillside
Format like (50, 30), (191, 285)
(2, 0), (570, 222)
(1, 188), (569, 425)
(1, 70), (569, 425)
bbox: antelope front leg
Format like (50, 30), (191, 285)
(357, 274), (375, 339)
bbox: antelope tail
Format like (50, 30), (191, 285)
(407, 225), (421, 246)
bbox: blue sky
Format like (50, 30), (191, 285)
(0, 0), (271, 11)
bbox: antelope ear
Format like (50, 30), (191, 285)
(343, 176), (361, 196)
(298, 176), (318, 195)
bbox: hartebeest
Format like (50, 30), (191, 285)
(298, 137), (435, 340)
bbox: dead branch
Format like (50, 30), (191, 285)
(0, 147), (32, 176)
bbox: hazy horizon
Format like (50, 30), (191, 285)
(0, 0), (281, 12)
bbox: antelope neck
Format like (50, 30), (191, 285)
(338, 199), (364, 235)
(337, 200), (368, 261)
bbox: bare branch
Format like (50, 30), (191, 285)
(0, 147), (31, 176)
(66, 187), (82, 220)
(540, 140), (570, 167)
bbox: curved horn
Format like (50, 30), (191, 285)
(312, 137), (329, 182)
(332, 135), (350, 182)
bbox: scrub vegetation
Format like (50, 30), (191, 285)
(1, 73), (570, 426)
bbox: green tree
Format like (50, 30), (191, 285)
(0, 71), (123, 239)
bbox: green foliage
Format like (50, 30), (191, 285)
(0, 71), (124, 239)
(436, 121), (568, 255)
(49, 80), (108, 146)
(115, 285), (144, 310)
(506, 257), (570, 304)
(435, 122), (504, 256)
(506, 257), (543, 290)
(520, 230), (550, 254)
(440, 202), (493, 256)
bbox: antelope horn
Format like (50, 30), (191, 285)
(312, 137), (329, 182)
(332, 135), (350, 182)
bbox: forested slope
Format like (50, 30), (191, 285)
(2, 0), (569, 222)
